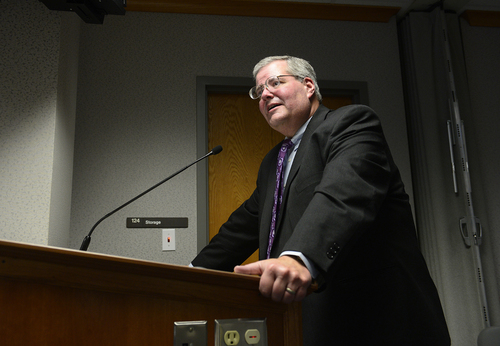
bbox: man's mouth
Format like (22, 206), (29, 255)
(268, 104), (281, 112)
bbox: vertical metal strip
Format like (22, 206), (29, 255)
(439, 10), (490, 328)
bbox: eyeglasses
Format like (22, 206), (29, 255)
(249, 75), (300, 100)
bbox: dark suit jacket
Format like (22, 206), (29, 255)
(192, 104), (450, 345)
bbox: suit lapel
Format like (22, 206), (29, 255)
(277, 105), (332, 227)
(260, 105), (332, 257)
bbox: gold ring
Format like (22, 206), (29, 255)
(286, 287), (296, 295)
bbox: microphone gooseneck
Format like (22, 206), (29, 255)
(79, 146), (223, 251)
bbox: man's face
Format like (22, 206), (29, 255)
(256, 60), (316, 137)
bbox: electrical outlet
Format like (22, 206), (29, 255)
(215, 319), (267, 346)
(162, 228), (175, 251)
(224, 331), (240, 345)
(244, 329), (260, 344)
(174, 320), (207, 346)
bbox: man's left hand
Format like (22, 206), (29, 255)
(234, 256), (312, 304)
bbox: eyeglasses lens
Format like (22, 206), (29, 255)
(250, 76), (282, 99)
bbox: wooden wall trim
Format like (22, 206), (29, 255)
(126, 0), (400, 23)
(461, 10), (500, 27)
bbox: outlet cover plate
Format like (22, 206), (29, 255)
(174, 320), (207, 346)
(215, 318), (267, 346)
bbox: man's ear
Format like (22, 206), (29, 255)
(303, 77), (316, 99)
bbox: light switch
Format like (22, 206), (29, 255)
(162, 228), (175, 251)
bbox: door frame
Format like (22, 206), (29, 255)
(195, 76), (369, 253)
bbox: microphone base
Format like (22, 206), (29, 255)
(80, 236), (91, 251)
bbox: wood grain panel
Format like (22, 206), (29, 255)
(126, 0), (400, 23)
(461, 10), (500, 28)
(208, 93), (284, 264)
(321, 95), (354, 110)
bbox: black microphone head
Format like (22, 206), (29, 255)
(211, 145), (223, 155)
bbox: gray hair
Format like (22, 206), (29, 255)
(252, 55), (322, 102)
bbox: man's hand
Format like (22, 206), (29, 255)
(234, 255), (312, 304)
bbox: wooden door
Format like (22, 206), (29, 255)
(208, 93), (352, 265)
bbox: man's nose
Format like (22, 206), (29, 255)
(261, 86), (273, 100)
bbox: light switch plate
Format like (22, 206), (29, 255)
(162, 228), (175, 251)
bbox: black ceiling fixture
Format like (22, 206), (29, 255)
(39, 0), (126, 24)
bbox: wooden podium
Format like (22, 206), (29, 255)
(0, 240), (302, 345)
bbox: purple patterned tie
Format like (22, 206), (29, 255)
(267, 139), (295, 259)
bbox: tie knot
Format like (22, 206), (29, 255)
(281, 139), (294, 152)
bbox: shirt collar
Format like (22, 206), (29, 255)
(288, 116), (313, 146)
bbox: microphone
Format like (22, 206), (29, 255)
(79, 145), (223, 251)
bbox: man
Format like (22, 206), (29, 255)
(192, 56), (450, 345)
